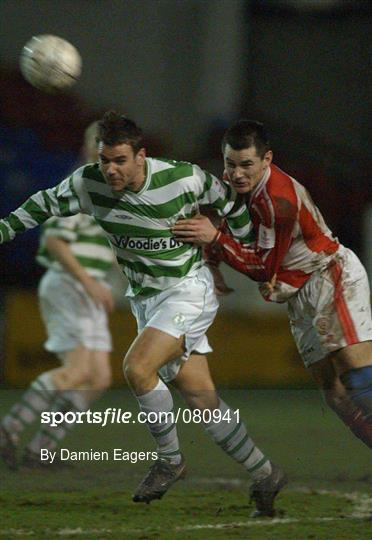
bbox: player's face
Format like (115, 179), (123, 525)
(98, 143), (146, 192)
(223, 144), (273, 194)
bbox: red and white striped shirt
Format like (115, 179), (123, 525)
(207, 164), (340, 302)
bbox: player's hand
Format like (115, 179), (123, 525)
(83, 277), (114, 313)
(208, 266), (234, 296)
(259, 273), (277, 300)
(172, 214), (218, 245)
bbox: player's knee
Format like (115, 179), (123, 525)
(340, 365), (372, 391)
(123, 358), (152, 388)
(63, 365), (91, 387)
(91, 370), (112, 391)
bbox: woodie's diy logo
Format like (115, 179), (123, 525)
(111, 235), (183, 251)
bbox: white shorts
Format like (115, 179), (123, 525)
(288, 246), (372, 367)
(38, 270), (112, 354)
(130, 265), (219, 382)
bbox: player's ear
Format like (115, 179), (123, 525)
(264, 150), (273, 167)
(135, 148), (146, 165)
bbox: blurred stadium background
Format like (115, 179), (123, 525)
(0, 0), (370, 389)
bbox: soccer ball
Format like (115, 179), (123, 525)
(20, 35), (82, 93)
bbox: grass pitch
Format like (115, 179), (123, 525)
(0, 389), (371, 539)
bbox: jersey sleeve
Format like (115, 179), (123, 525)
(194, 164), (254, 243)
(207, 192), (297, 282)
(0, 167), (91, 244)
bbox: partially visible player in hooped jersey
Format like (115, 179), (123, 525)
(0, 121), (116, 469)
(173, 119), (372, 449)
(0, 111), (287, 518)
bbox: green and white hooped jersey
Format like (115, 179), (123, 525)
(37, 214), (115, 282)
(0, 157), (254, 297)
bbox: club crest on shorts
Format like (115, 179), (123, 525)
(315, 316), (330, 335)
(173, 313), (186, 328)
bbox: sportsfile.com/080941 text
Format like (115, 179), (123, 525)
(40, 408), (240, 428)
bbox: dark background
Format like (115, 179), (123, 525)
(0, 0), (371, 288)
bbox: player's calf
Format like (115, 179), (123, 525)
(341, 406), (372, 448)
(339, 365), (372, 448)
(323, 386), (372, 448)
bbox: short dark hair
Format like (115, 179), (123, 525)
(222, 120), (270, 158)
(97, 110), (144, 153)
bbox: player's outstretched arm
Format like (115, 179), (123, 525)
(210, 222), (293, 284)
(0, 191), (51, 243)
(173, 215), (279, 283)
(0, 172), (87, 244)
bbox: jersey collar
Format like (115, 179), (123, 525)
(251, 166), (271, 199)
(134, 159), (151, 195)
(111, 159), (151, 198)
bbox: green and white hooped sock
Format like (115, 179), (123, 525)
(1, 372), (57, 443)
(203, 398), (272, 480)
(136, 378), (182, 464)
(27, 390), (91, 454)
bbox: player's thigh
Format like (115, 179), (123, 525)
(329, 341), (372, 377)
(61, 345), (92, 376)
(124, 326), (185, 374)
(128, 266), (218, 377)
(288, 250), (372, 368)
(173, 354), (218, 410)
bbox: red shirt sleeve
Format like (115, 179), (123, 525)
(206, 192), (298, 282)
